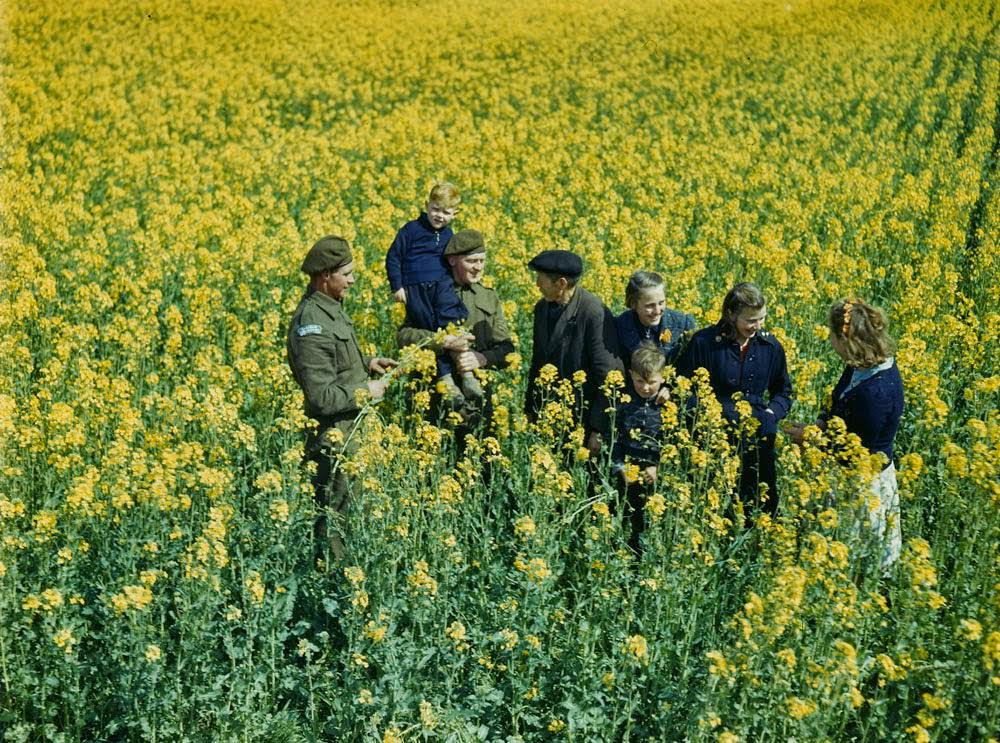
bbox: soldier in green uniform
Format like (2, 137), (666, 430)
(287, 235), (398, 560)
(397, 229), (515, 423)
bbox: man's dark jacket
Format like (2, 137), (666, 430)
(526, 287), (623, 435)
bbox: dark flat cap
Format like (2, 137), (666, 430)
(444, 229), (486, 256)
(527, 249), (583, 279)
(301, 235), (352, 275)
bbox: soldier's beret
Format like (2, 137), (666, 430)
(527, 249), (583, 280)
(443, 229), (486, 256)
(301, 235), (352, 275)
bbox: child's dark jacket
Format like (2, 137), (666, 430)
(385, 213), (453, 291)
(611, 383), (664, 467)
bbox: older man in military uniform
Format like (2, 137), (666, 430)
(287, 235), (397, 560)
(397, 229), (514, 423)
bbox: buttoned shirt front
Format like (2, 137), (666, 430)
(676, 322), (793, 436)
(286, 289), (372, 453)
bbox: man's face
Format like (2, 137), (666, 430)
(426, 201), (457, 230)
(448, 252), (486, 285)
(535, 272), (564, 302)
(320, 262), (355, 301)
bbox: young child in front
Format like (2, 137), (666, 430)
(385, 181), (481, 405)
(611, 343), (668, 555)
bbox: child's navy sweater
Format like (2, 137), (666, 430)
(385, 213), (453, 292)
(612, 385), (664, 467)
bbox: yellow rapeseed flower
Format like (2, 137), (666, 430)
(625, 633), (650, 664)
(786, 696), (817, 720)
(53, 628), (76, 655)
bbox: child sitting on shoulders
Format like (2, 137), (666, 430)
(385, 181), (481, 406)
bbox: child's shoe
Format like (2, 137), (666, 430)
(459, 371), (484, 401)
(437, 373), (466, 408)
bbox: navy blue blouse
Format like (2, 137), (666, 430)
(820, 361), (904, 465)
(615, 307), (696, 366)
(675, 323), (793, 437)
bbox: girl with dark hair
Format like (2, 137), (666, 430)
(676, 282), (794, 517)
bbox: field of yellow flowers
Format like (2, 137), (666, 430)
(2, 0), (999, 739)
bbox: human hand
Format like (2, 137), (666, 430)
(586, 431), (603, 456)
(393, 288), (406, 303)
(642, 465), (658, 484)
(367, 379), (388, 400)
(782, 421), (807, 445)
(369, 357), (398, 375)
(454, 350), (487, 373)
(654, 386), (671, 405)
(442, 332), (474, 352)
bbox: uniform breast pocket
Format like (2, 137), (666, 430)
(330, 327), (358, 368)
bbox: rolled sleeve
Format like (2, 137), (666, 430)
(480, 300), (514, 368)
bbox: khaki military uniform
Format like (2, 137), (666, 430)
(398, 280), (514, 432)
(286, 289), (372, 558)
(397, 281), (514, 368)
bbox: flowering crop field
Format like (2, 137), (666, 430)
(2, 0), (1000, 740)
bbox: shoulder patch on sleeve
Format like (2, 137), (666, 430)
(297, 324), (323, 337)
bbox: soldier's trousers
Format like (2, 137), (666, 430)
(311, 448), (352, 561)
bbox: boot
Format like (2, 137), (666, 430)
(436, 373), (465, 409)
(459, 370), (484, 401)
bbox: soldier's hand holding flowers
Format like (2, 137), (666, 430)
(369, 357), (398, 375)
(441, 332), (475, 352)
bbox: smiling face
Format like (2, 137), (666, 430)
(448, 252), (486, 285)
(731, 305), (767, 345)
(426, 200), (457, 230)
(318, 262), (355, 301)
(633, 285), (666, 328)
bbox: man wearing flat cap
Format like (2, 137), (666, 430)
(526, 249), (623, 455)
(398, 229), (515, 422)
(287, 235), (398, 561)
